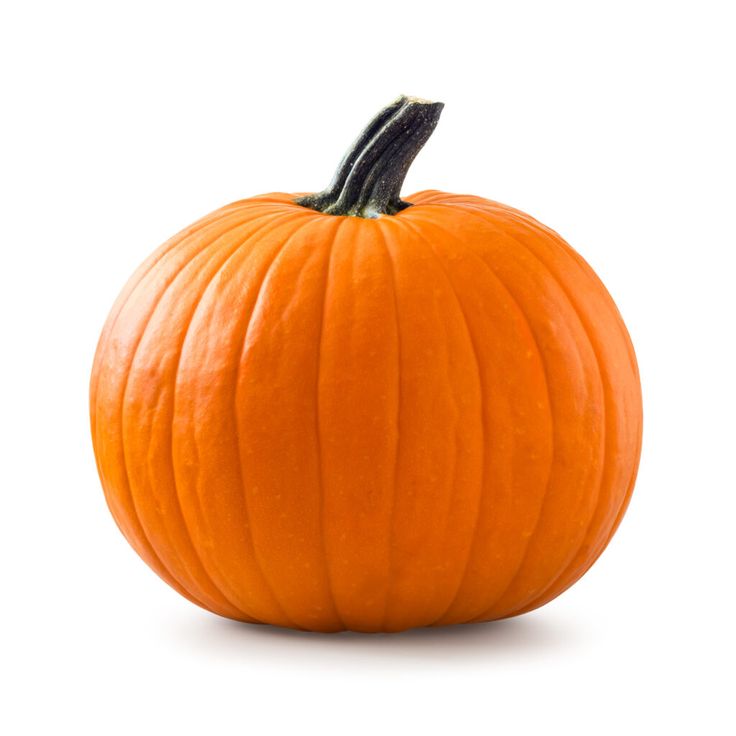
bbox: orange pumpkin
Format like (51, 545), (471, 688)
(91, 96), (642, 632)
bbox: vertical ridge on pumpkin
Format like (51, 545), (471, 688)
(235, 214), (347, 631)
(515, 216), (637, 577)
(441, 204), (604, 620)
(397, 218), (487, 627)
(91, 208), (254, 448)
(107, 206), (294, 615)
(492, 242), (608, 615)
(427, 206), (593, 620)
(476, 201), (640, 381)
(165, 213), (302, 622)
(229, 219), (320, 629)
(466, 274), (553, 621)
(93, 212), (261, 613)
(154, 233), (256, 617)
(488, 204), (641, 379)
(488, 227), (606, 616)
(377, 218), (484, 631)
(182, 212), (314, 623)
(507, 267), (607, 615)
(122, 216), (272, 617)
(314, 217), (350, 631)
(512, 440), (643, 617)
(318, 218), (402, 631)
(487, 213), (640, 615)
(176, 211), (319, 628)
(399, 207), (555, 623)
(374, 219), (403, 633)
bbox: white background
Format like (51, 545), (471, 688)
(2, 1), (734, 734)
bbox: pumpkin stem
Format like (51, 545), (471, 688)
(295, 95), (444, 219)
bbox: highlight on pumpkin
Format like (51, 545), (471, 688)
(90, 96), (642, 633)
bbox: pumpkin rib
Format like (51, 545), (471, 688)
(314, 222), (401, 631)
(494, 201), (639, 392)
(177, 210), (322, 623)
(166, 240), (260, 619)
(178, 210), (322, 627)
(116, 211), (288, 615)
(401, 209), (556, 623)
(415, 206), (571, 622)
(315, 217), (350, 631)
(115, 250), (232, 613)
(482, 203), (639, 376)
(512, 424), (643, 617)
(442, 202), (608, 618)
(166, 214), (304, 622)
(469, 209), (605, 618)
(92, 204), (281, 420)
(463, 271), (555, 618)
(423, 194), (639, 378)
(510, 400), (641, 616)
(376, 216), (480, 630)
(374, 218), (403, 632)
(466, 203), (640, 492)
(487, 221), (617, 616)
(91, 206), (258, 442)
(123, 218), (278, 617)
(96, 215), (267, 611)
(603, 414), (643, 537)
(396, 218), (487, 627)
(477, 207), (638, 615)
(504, 324), (606, 616)
(232, 219), (331, 631)
(513, 453), (642, 617)
(590, 418), (642, 549)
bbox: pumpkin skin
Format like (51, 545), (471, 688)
(91, 99), (642, 632)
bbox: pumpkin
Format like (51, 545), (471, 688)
(91, 95), (642, 633)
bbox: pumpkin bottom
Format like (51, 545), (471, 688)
(125, 485), (631, 635)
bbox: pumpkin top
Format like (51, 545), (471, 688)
(295, 95), (444, 220)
